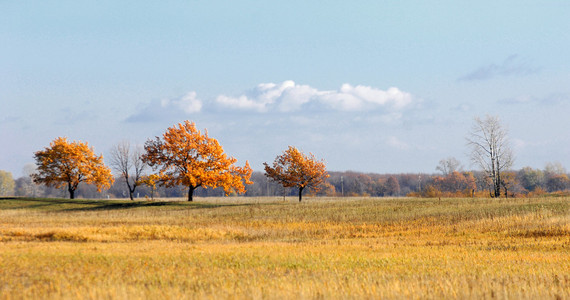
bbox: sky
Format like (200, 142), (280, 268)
(2, 1), (570, 177)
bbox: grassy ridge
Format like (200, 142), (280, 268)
(1, 197), (569, 299)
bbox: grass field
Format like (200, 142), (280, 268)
(0, 196), (569, 299)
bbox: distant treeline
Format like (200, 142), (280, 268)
(10, 166), (570, 199)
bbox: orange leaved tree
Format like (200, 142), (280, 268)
(32, 137), (114, 199)
(264, 146), (329, 202)
(142, 121), (253, 201)
(432, 171), (476, 197)
(140, 174), (160, 201)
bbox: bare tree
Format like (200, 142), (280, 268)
(15, 164), (41, 197)
(109, 141), (146, 200)
(544, 161), (567, 176)
(436, 157), (463, 176)
(467, 115), (514, 198)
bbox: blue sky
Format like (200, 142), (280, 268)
(2, 1), (570, 177)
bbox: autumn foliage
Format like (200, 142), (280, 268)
(142, 121), (252, 201)
(264, 146), (329, 202)
(139, 174), (160, 200)
(420, 171), (476, 198)
(32, 137), (114, 199)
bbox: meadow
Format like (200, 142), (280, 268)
(0, 196), (569, 299)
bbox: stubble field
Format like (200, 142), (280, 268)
(0, 196), (569, 299)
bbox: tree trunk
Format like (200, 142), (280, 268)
(495, 169), (502, 198)
(494, 178), (501, 198)
(188, 186), (195, 202)
(68, 186), (75, 199)
(298, 187), (304, 202)
(126, 179), (135, 200)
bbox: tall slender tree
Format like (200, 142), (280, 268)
(467, 115), (514, 198)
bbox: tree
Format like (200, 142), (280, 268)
(0, 170), (15, 196)
(433, 171), (476, 195)
(142, 121), (252, 202)
(140, 174), (160, 200)
(384, 176), (400, 196)
(544, 162), (567, 177)
(518, 167), (544, 192)
(32, 137), (114, 199)
(500, 171), (518, 198)
(109, 141), (146, 200)
(546, 174), (570, 192)
(436, 157), (463, 176)
(467, 115), (514, 198)
(17, 164), (42, 197)
(264, 146), (329, 202)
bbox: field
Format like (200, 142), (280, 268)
(0, 196), (569, 299)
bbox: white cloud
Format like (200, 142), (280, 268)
(215, 81), (417, 113)
(162, 91), (202, 114)
(126, 92), (202, 122)
(215, 95), (267, 112)
(325, 83), (415, 112)
(214, 80), (315, 112)
(277, 82), (317, 112)
(126, 81), (419, 123)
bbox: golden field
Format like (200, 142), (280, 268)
(0, 196), (569, 299)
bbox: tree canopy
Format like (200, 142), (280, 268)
(264, 146), (328, 202)
(142, 121), (252, 201)
(32, 137), (114, 199)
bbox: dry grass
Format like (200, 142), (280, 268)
(0, 196), (569, 299)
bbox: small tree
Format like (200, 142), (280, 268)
(264, 146), (329, 202)
(142, 121), (252, 201)
(109, 141), (146, 200)
(140, 174), (160, 200)
(436, 157), (463, 176)
(33, 137), (114, 199)
(500, 171), (518, 198)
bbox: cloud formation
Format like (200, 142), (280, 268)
(126, 81), (419, 123)
(459, 55), (540, 81)
(215, 81), (416, 113)
(166, 91), (202, 114)
(126, 92), (202, 122)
